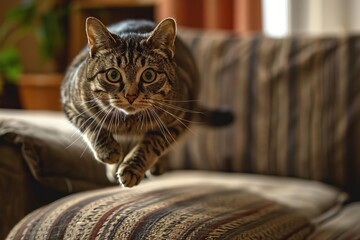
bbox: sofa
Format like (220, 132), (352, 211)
(1, 28), (360, 239)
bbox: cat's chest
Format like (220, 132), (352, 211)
(109, 116), (148, 144)
(107, 110), (167, 135)
(113, 133), (142, 142)
(112, 133), (142, 151)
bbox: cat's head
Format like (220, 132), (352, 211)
(84, 17), (177, 115)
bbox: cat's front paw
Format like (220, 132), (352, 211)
(117, 157), (145, 187)
(94, 148), (121, 164)
(150, 158), (167, 176)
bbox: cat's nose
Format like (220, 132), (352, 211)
(125, 93), (138, 104)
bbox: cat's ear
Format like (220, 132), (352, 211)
(86, 17), (116, 57)
(147, 18), (177, 59)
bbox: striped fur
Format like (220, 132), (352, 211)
(61, 17), (201, 187)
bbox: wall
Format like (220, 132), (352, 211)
(263, 0), (360, 37)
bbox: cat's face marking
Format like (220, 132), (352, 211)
(85, 17), (177, 115)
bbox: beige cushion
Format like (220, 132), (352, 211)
(309, 202), (360, 239)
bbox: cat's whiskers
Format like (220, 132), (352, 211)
(149, 108), (175, 147)
(66, 107), (108, 150)
(93, 107), (114, 149)
(142, 111), (146, 130)
(77, 108), (108, 157)
(145, 109), (154, 131)
(72, 106), (107, 138)
(74, 99), (98, 104)
(101, 107), (119, 159)
(72, 104), (98, 118)
(139, 111), (146, 130)
(152, 104), (196, 136)
(79, 112), (109, 157)
(154, 101), (204, 115)
(150, 113), (168, 144)
(151, 101), (203, 124)
(156, 99), (200, 103)
(112, 108), (121, 135)
(144, 108), (155, 130)
(66, 132), (85, 150)
(70, 104), (104, 138)
(115, 108), (120, 137)
(78, 107), (109, 148)
(79, 107), (110, 152)
(108, 107), (117, 136)
(83, 107), (115, 159)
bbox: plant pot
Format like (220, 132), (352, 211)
(18, 73), (63, 111)
(0, 81), (22, 109)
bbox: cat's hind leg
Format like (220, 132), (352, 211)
(149, 154), (168, 176)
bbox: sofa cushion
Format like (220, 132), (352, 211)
(7, 171), (347, 239)
(308, 202), (360, 239)
(172, 30), (360, 199)
(0, 110), (112, 193)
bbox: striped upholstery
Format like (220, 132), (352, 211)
(171, 30), (360, 199)
(8, 170), (344, 240)
(309, 203), (360, 239)
(6, 31), (360, 239)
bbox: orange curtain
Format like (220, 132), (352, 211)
(155, 0), (262, 33)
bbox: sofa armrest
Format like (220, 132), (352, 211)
(0, 143), (67, 239)
(0, 110), (114, 239)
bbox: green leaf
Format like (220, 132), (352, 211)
(5, 1), (37, 28)
(38, 11), (65, 59)
(0, 48), (22, 83)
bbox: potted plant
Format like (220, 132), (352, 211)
(0, 0), (68, 110)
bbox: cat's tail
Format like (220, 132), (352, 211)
(193, 107), (234, 127)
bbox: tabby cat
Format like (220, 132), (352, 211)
(61, 17), (232, 187)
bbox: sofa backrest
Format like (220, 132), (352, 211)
(171, 29), (360, 199)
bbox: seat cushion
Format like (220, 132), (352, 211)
(7, 171), (346, 239)
(308, 202), (360, 240)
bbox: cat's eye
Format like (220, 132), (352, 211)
(106, 69), (121, 83)
(141, 69), (157, 83)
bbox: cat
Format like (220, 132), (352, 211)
(61, 17), (233, 187)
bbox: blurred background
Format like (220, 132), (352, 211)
(0, 0), (359, 110)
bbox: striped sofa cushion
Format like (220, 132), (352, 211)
(308, 202), (360, 239)
(171, 30), (360, 199)
(8, 170), (346, 240)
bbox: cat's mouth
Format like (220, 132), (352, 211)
(111, 103), (149, 115)
(110, 98), (153, 115)
(124, 106), (137, 114)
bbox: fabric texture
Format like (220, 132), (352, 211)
(0, 112), (114, 239)
(2, 29), (360, 239)
(309, 202), (360, 239)
(0, 143), (67, 240)
(170, 29), (360, 199)
(0, 117), (111, 193)
(7, 170), (347, 240)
